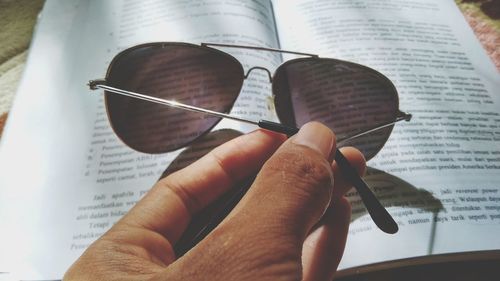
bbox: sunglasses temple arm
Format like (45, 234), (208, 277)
(258, 120), (398, 234)
(334, 151), (399, 233)
(91, 82), (398, 233)
(89, 82), (261, 126)
(337, 114), (412, 146)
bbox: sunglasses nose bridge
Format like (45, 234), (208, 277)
(244, 66), (273, 83)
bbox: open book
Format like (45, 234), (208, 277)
(0, 0), (499, 279)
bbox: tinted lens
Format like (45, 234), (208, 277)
(273, 58), (398, 160)
(105, 43), (244, 153)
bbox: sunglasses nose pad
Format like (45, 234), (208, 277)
(265, 95), (279, 121)
(244, 66), (273, 83)
(243, 66), (276, 120)
(266, 95), (276, 112)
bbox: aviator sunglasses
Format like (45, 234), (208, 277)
(89, 42), (412, 239)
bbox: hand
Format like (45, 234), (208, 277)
(64, 122), (366, 281)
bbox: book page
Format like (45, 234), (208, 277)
(0, 0), (281, 279)
(272, 0), (500, 272)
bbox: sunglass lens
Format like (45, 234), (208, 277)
(105, 43), (244, 153)
(273, 58), (399, 160)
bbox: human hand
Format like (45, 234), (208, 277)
(64, 122), (366, 281)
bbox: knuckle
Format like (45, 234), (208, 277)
(157, 177), (201, 216)
(263, 145), (333, 202)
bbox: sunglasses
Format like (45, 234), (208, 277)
(89, 42), (411, 236)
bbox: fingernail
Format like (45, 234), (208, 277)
(292, 122), (334, 157)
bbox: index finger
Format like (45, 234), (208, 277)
(117, 129), (287, 244)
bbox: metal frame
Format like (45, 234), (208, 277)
(89, 41), (412, 145)
(201, 42), (319, 57)
(88, 81), (411, 144)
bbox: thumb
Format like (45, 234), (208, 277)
(228, 121), (335, 243)
(162, 122), (336, 280)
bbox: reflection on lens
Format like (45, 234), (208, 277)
(273, 58), (399, 160)
(105, 43), (244, 153)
